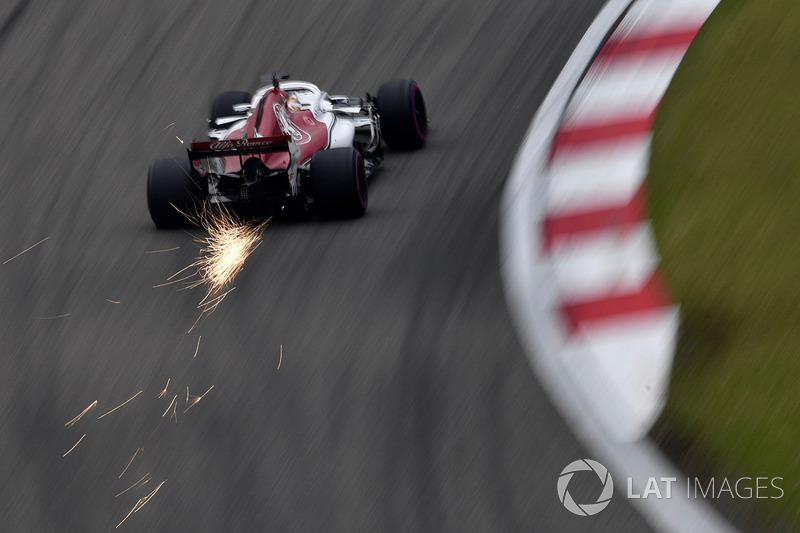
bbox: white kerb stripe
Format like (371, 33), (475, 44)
(563, 49), (686, 130)
(547, 135), (651, 215)
(550, 222), (659, 302)
(559, 307), (679, 441)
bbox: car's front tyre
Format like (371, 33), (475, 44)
(377, 79), (427, 150)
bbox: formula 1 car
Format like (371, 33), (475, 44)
(147, 75), (427, 228)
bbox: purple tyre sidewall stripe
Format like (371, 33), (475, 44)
(411, 82), (426, 141)
(355, 151), (367, 209)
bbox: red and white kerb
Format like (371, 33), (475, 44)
(538, 0), (720, 440)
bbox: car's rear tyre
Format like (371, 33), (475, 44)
(377, 79), (427, 150)
(209, 91), (251, 129)
(147, 158), (206, 229)
(310, 147), (367, 218)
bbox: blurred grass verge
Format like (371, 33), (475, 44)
(649, 0), (800, 527)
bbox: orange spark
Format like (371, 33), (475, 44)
(152, 274), (194, 289)
(116, 472), (151, 496)
(162, 395), (177, 418)
(36, 313), (71, 320)
(115, 479), (167, 528)
(157, 378), (170, 399)
(97, 390), (143, 420)
(62, 434), (86, 457)
(65, 400), (97, 428)
(184, 385), (214, 413)
(3, 236), (49, 265)
(193, 207), (268, 299)
(164, 203), (268, 329)
(193, 336), (202, 358)
(145, 246), (180, 254)
(119, 448), (144, 479)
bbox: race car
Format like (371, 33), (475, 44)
(146, 74), (427, 228)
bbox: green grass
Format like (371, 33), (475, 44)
(649, 0), (800, 526)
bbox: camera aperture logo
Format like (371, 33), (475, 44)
(558, 459), (614, 516)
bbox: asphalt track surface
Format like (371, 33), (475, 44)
(0, 1), (652, 530)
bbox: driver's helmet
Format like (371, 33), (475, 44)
(287, 94), (301, 111)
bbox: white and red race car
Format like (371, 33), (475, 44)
(147, 75), (427, 228)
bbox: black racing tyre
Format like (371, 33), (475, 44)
(377, 79), (427, 150)
(310, 147), (367, 218)
(146, 158), (206, 229)
(209, 91), (251, 128)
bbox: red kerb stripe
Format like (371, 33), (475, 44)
(550, 108), (657, 158)
(560, 270), (671, 333)
(597, 26), (702, 62)
(544, 184), (646, 250)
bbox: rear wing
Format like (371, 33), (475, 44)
(188, 134), (292, 160)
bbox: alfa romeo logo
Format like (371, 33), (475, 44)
(557, 459), (614, 516)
